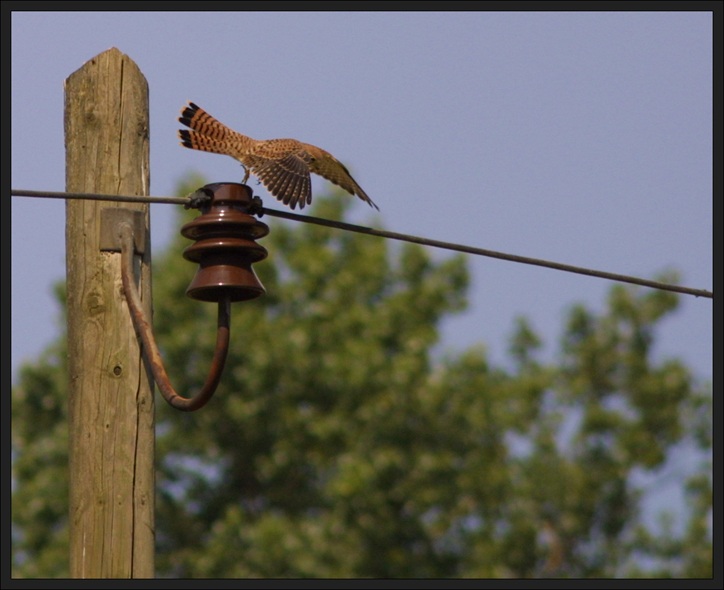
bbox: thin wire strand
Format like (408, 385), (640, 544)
(260, 208), (713, 299)
(11, 189), (713, 299)
(12, 189), (188, 205)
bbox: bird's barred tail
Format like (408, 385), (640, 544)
(178, 102), (250, 156)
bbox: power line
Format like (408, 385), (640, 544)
(261, 208), (713, 299)
(12, 189), (188, 205)
(12, 189), (713, 299)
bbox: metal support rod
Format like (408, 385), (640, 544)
(119, 222), (231, 412)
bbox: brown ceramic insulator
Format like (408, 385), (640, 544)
(181, 183), (269, 302)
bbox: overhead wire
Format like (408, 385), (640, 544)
(11, 189), (713, 300)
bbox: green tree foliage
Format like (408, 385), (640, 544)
(12, 177), (711, 578)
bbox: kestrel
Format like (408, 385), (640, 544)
(178, 102), (378, 211)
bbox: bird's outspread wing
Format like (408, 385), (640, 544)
(303, 144), (379, 211)
(251, 141), (313, 210)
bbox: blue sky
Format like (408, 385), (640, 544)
(11, 10), (713, 532)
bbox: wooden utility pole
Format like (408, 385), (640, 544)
(65, 48), (155, 578)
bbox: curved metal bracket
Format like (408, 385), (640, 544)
(118, 221), (230, 412)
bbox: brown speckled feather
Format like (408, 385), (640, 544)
(178, 102), (378, 211)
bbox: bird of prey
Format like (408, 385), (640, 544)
(178, 102), (378, 211)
